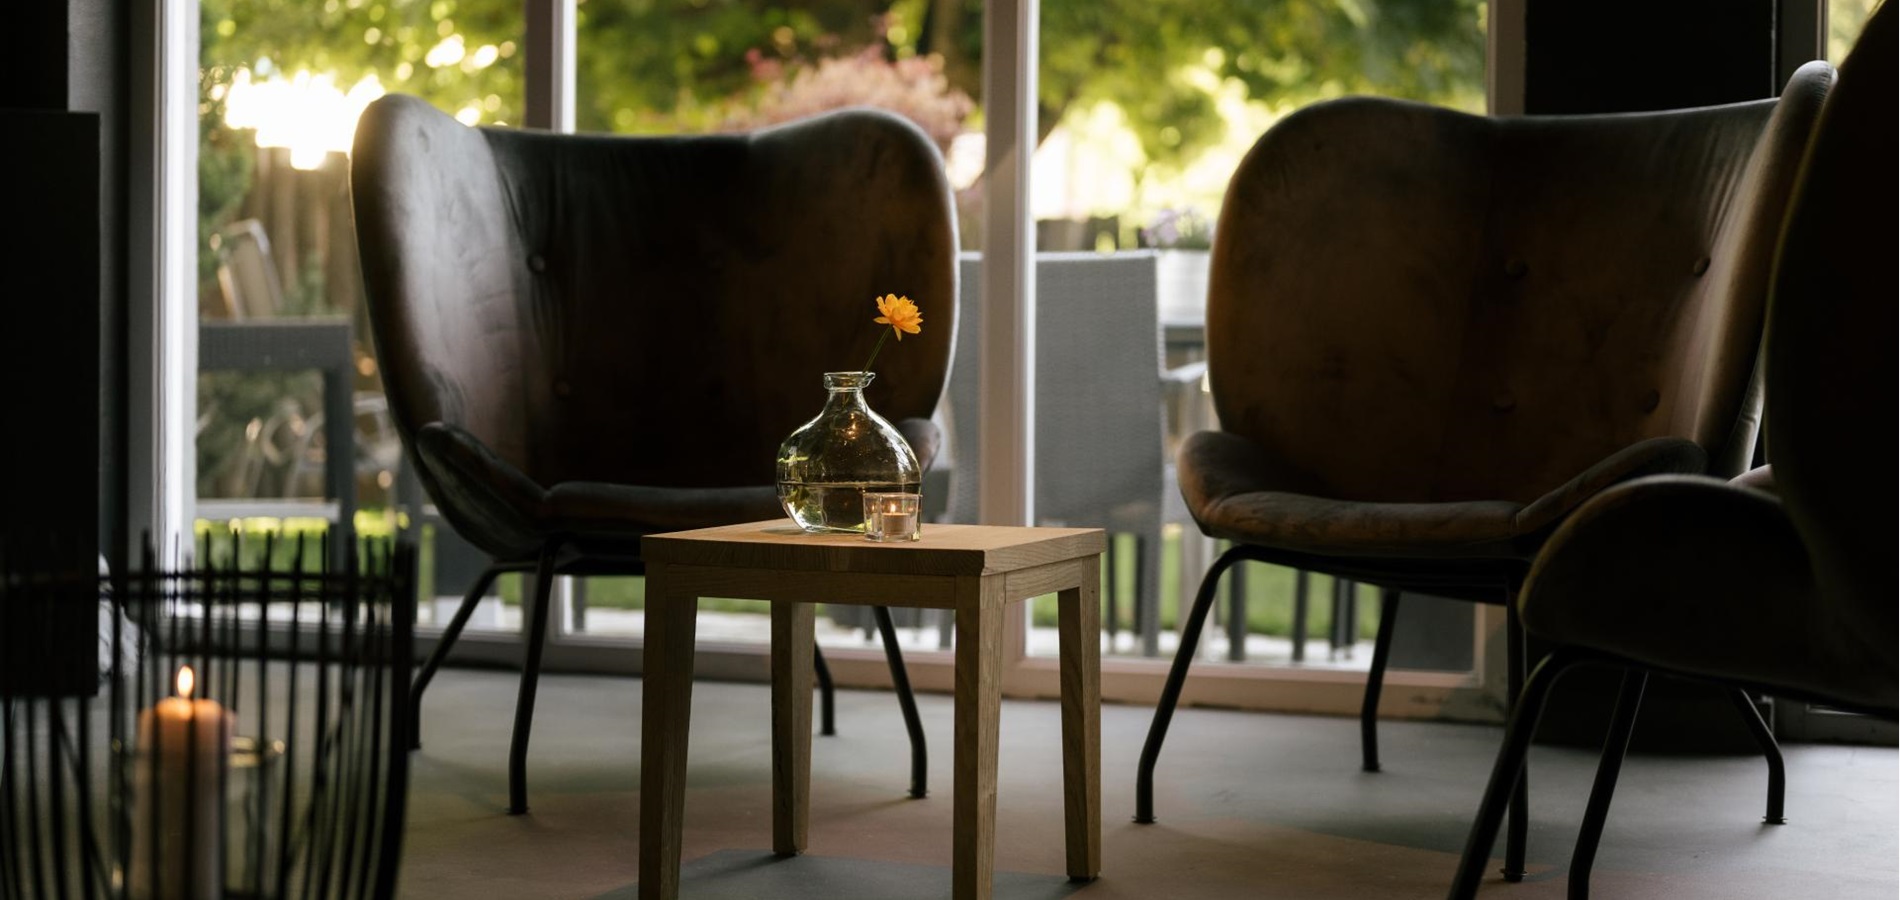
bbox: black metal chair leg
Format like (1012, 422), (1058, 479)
(1290, 569), (1310, 663)
(1448, 649), (1582, 900)
(1569, 669), (1648, 900)
(872, 606), (928, 798)
(409, 564), (503, 749)
(1225, 560), (1249, 662)
(1331, 578), (1351, 654)
(1342, 580), (1361, 656)
(1136, 544), (1251, 824)
(1729, 689), (1786, 824)
(507, 546), (559, 815)
(1361, 589), (1401, 773)
(1504, 592), (1530, 881)
(812, 646), (836, 736)
(1137, 534), (1161, 658)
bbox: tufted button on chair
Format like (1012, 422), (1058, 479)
(1450, 4), (1896, 897)
(1134, 56), (1839, 881)
(350, 98), (958, 814)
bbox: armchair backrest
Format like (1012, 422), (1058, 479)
(350, 97), (958, 495)
(1207, 61), (1833, 505)
(1764, 1), (1895, 634)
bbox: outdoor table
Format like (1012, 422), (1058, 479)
(637, 520), (1106, 900)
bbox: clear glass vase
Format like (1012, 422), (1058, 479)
(776, 371), (921, 534)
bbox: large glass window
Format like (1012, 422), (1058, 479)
(562, 0), (1490, 665)
(1829, 0), (1878, 62)
(196, 0), (524, 630)
(577, 0), (982, 246)
(568, 0), (982, 652)
(1019, 0), (1486, 668)
(162, 0), (1500, 708)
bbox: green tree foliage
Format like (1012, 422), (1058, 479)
(202, 0), (527, 122)
(197, 69), (253, 293)
(194, 0), (1481, 505)
(1031, 0), (1485, 166)
(201, 0), (1484, 171)
(1829, 0), (1877, 62)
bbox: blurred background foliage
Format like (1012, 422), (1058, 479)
(192, 0), (1481, 583)
(200, 0), (1483, 175)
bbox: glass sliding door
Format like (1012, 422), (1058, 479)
(156, 0), (1512, 714)
(566, 0), (985, 658)
(196, 0), (524, 633)
(1829, 0), (1879, 61)
(1019, 0), (1486, 684)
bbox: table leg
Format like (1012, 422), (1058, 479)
(953, 578), (1004, 900)
(1058, 566), (1102, 881)
(771, 603), (814, 856)
(639, 579), (698, 900)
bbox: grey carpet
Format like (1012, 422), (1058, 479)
(585, 850), (1081, 900)
(398, 668), (1897, 899)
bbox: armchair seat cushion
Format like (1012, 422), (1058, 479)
(416, 421), (782, 560)
(543, 482), (784, 542)
(1520, 476), (1897, 714)
(414, 417), (943, 561)
(1178, 431), (1707, 560)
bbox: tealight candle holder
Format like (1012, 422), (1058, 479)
(863, 492), (922, 542)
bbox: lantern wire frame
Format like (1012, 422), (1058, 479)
(0, 530), (417, 900)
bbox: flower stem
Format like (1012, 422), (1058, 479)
(861, 329), (892, 375)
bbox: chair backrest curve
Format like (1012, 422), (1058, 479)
(1764, 0), (1896, 647)
(350, 98), (958, 497)
(1206, 62), (1832, 504)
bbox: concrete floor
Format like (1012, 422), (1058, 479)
(400, 668), (1897, 899)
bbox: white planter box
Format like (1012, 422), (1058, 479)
(1155, 249), (1210, 325)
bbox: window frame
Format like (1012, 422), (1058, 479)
(142, 0), (1546, 722)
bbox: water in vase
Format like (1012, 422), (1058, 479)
(778, 479), (920, 534)
(775, 371), (922, 534)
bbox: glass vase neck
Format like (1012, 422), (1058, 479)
(823, 371), (875, 392)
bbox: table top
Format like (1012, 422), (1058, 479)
(642, 520), (1106, 578)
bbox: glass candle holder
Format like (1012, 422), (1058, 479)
(862, 492), (922, 542)
(227, 736), (285, 891)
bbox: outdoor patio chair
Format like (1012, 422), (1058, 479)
(198, 218), (363, 547)
(350, 97), (958, 813)
(1135, 56), (1838, 885)
(1451, 7), (1895, 896)
(944, 251), (1204, 657)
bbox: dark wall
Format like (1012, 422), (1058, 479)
(0, 113), (102, 696)
(0, 0), (130, 569)
(74, 0), (131, 568)
(2, 4), (70, 110)
(1527, 0), (1779, 114)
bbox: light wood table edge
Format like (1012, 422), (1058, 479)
(637, 538), (1105, 900)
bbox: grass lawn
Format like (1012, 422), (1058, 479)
(195, 516), (1381, 641)
(493, 531), (1381, 641)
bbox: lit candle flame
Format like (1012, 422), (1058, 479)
(176, 665), (195, 699)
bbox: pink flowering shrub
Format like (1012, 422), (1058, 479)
(725, 45), (973, 154)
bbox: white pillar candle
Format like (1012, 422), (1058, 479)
(131, 665), (231, 900)
(878, 511), (919, 540)
(864, 492), (922, 541)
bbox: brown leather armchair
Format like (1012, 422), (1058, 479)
(1450, 6), (1895, 897)
(350, 98), (958, 814)
(1134, 56), (1838, 880)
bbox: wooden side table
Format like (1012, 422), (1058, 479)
(637, 521), (1106, 900)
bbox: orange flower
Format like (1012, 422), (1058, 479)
(874, 294), (923, 341)
(862, 294), (923, 374)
